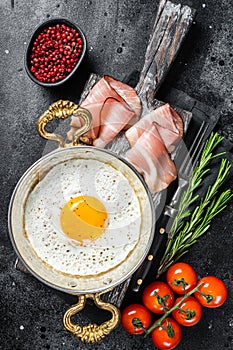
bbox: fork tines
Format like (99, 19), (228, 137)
(179, 121), (209, 178)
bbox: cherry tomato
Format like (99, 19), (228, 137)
(142, 281), (174, 314)
(172, 296), (202, 326)
(194, 276), (228, 308)
(121, 303), (152, 334)
(151, 317), (182, 350)
(166, 262), (197, 294)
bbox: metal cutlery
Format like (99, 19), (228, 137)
(130, 121), (209, 292)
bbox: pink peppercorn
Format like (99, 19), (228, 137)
(29, 23), (84, 83)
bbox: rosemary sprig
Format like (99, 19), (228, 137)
(157, 133), (233, 278)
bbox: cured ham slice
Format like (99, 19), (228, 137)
(125, 103), (183, 153)
(68, 101), (102, 142)
(66, 77), (181, 194)
(125, 123), (177, 193)
(67, 75), (141, 145)
(93, 97), (135, 148)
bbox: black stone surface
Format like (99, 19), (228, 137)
(1, 1), (232, 349)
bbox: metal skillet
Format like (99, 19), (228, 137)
(8, 100), (156, 343)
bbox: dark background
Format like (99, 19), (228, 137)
(0, 0), (232, 349)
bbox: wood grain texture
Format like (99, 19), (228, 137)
(136, 0), (195, 115)
(103, 0), (195, 306)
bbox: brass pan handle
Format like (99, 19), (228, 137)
(63, 291), (121, 343)
(37, 100), (92, 147)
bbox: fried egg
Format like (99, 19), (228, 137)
(24, 158), (141, 276)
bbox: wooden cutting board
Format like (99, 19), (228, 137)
(15, 86), (219, 315)
(15, 0), (196, 308)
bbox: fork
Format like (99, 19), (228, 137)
(164, 120), (209, 221)
(130, 121), (209, 292)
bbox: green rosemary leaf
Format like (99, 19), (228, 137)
(157, 132), (232, 278)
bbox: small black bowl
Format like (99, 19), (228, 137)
(25, 18), (87, 87)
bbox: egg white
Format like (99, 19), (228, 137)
(24, 158), (141, 276)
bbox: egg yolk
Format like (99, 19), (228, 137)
(60, 195), (108, 243)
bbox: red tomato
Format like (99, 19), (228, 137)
(121, 303), (152, 334)
(151, 317), (182, 350)
(142, 281), (174, 314)
(166, 262), (197, 294)
(172, 296), (202, 326)
(194, 276), (228, 308)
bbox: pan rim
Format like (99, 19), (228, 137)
(8, 146), (156, 294)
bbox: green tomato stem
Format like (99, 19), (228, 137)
(197, 290), (214, 303)
(145, 282), (204, 336)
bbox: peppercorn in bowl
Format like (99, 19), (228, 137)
(25, 18), (87, 87)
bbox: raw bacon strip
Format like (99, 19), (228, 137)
(104, 76), (141, 121)
(67, 75), (141, 145)
(71, 101), (102, 140)
(67, 102), (102, 142)
(125, 123), (177, 193)
(93, 97), (135, 148)
(125, 103), (183, 153)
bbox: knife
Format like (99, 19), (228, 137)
(129, 121), (209, 292)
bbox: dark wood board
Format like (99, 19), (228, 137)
(15, 84), (220, 314)
(136, 0), (196, 114)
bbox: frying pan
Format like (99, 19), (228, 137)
(8, 100), (155, 343)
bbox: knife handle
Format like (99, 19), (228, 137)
(130, 213), (172, 293)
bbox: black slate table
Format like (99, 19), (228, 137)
(1, 1), (233, 349)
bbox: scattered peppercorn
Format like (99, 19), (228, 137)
(29, 23), (84, 83)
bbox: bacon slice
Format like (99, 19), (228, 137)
(125, 123), (177, 193)
(67, 101), (102, 142)
(125, 103), (183, 153)
(93, 97), (135, 148)
(104, 76), (141, 121)
(67, 75), (141, 145)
